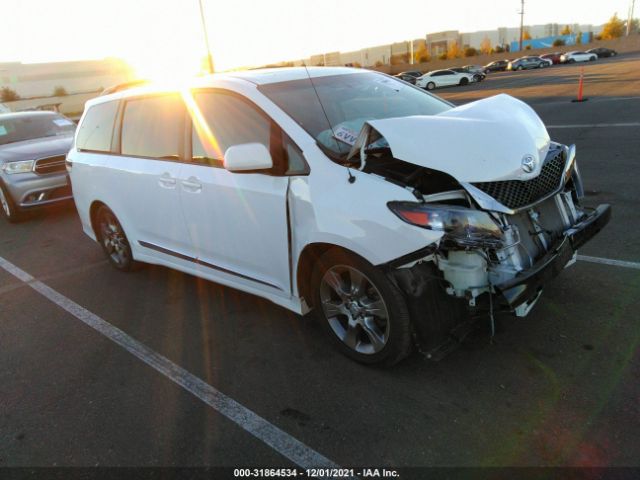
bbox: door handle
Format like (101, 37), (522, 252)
(158, 173), (177, 188)
(181, 176), (202, 193)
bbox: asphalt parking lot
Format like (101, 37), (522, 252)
(1, 53), (639, 476)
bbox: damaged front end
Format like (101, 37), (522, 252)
(351, 96), (611, 354)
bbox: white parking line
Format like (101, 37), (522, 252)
(577, 255), (640, 270)
(0, 255), (342, 472)
(547, 122), (640, 129)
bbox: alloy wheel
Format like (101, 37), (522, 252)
(319, 265), (390, 355)
(99, 211), (130, 268)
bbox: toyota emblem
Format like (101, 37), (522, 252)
(522, 154), (536, 173)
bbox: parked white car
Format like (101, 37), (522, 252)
(415, 69), (474, 90)
(560, 51), (597, 63)
(69, 68), (610, 365)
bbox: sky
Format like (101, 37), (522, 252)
(1, 0), (635, 77)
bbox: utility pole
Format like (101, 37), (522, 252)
(627, 0), (636, 36)
(518, 0), (525, 52)
(198, 0), (214, 73)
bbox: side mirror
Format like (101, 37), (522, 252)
(223, 143), (272, 172)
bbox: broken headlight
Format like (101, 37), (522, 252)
(388, 201), (504, 248)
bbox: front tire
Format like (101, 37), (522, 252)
(0, 181), (21, 223)
(96, 206), (137, 272)
(311, 249), (412, 366)
(426, 82), (435, 90)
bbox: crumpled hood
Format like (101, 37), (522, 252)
(367, 94), (551, 182)
(0, 135), (73, 164)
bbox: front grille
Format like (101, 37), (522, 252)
(472, 148), (566, 210)
(34, 155), (67, 175)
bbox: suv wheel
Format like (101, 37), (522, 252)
(96, 206), (137, 271)
(311, 249), (412, 366)
(0, 182), (21, 223)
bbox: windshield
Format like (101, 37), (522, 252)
(0, 114), (76, 146)
(259, 72), (451, 158)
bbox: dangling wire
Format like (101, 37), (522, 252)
(488, 281), (496, 343)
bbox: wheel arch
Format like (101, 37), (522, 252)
(89, 200), (107, 239)
(295, 242), (373, 310)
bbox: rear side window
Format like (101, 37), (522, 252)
(121, 95), (185, 159)
(76, 101), (118, 152)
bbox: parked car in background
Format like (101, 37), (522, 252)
(586, 47), (617, 58)
(69, 67), (610, 365)
(396, 70), (422, 78)
(483, 60), (509, 72)
(394, 72), (418, 84)
(456, 66), (486, 82)
(415, 69), (474, 90)
(507, 56), (548, 70)
(540, 52), (563, 64)
(560, 51), (597, 63)
(0, 111), (75, 222)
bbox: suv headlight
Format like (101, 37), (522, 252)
(2, 159), (35, 174)
(388, 201), (504, 248)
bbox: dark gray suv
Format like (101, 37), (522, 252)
(0, 111), (75, 222)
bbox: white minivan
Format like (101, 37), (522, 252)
(69, 67), (609, 365)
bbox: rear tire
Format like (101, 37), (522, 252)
(96, 206), (137, 272)
(517, 65), (524, 71)
(459, 77), (469, 86)
(0, 181), (22, 223)
(311, 248), (412, 366)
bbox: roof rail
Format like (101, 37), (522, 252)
(100, 79), (151, 96)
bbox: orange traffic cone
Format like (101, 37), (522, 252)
(571, 67), (588, 102)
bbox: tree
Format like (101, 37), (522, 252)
(494, 45), (505, 53)
(480, 36), (492, 55)
(553, 38), (566, 47)
(447, 41), (462, 59)
(525, 44), (532, 50)
(438, 52), (448, 60)
(1, 87), (19, 102)
(627, 18), (640, 34)
(560, 25), (572, 35)
(464, 47), (478, 57)
(414, 42), (430, 63)
(601, 13), (625, 39)
(523, 29), (532, 40)
(390, 53), (409, 65)
(53, 86), (68, 96)
(575, 30), (583, 44)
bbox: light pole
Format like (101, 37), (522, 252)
(627, 0), (636, 36)
(198, 0), (214, 73)
(518, 0), (525, 52)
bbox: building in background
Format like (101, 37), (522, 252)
(290, 22), (603, 68)
(0, 58), (134, 99)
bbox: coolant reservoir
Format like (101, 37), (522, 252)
(437, 251), (488, 297)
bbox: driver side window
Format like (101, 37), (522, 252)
(191, 92), (271, 166)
